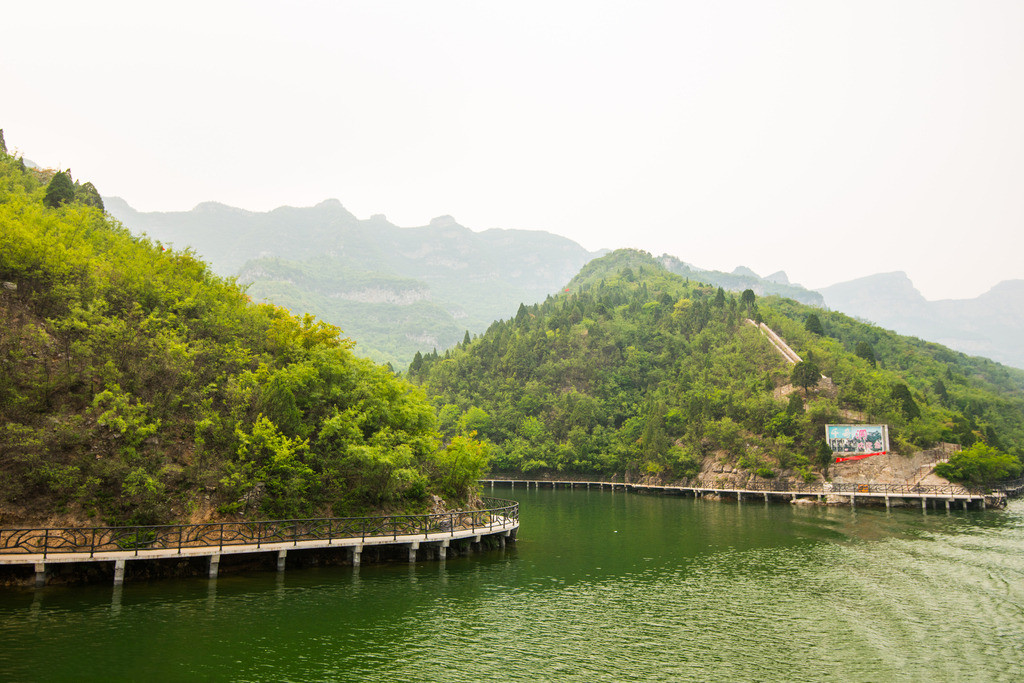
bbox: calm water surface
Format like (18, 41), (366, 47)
(2, 489), (1022, 681)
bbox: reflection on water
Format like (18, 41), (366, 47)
(1, 490), (1022, 681)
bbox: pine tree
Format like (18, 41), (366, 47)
(43, 170), (76, 209)
(804, 314), (824, 335)
(854, 341), (876, 366)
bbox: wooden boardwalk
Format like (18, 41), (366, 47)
(0, 500), (518, 587)
(482, 478), (999, 511)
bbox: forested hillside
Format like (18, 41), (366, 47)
(410, 250), (1024, 483)
(0, 148), (488, 527)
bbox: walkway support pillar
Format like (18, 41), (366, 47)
(113, 560), (126, 586)
(408, 541), (419, 563)
(352, 546), (362, 566)
(34, 562), (47, 588)
(438, 539), (449, 560)
(921, 497), (927, 511)
(209, 554), (220, 579)
(277, 549), (287, 572)
(885, 496), (890, 510)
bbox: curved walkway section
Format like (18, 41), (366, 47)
(0, 498), (518, 586)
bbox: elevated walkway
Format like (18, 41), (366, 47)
(483, 478), (997, 510)
(0, 499), (518, 587)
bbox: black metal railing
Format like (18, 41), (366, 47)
(483, 477), (995, 497)
(994, 477), (1024, 497)
(0, 498), (518, 559)
(659, 480), (986, 496)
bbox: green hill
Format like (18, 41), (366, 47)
(409, 249), (1024, 482)
(0, 148), (488, 527)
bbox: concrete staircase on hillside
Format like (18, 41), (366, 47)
(746, 319), (802, 365)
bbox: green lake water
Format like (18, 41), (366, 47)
(2, 488), (1022, 681)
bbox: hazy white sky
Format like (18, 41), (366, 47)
(3, 1), (1022, 299)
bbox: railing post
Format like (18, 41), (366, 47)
(178, 525), (183, 554)
(219, 523), (224, 552)
(42, 529), (49, 560)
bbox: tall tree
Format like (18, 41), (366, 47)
(43, 170), (75, 209)
(854, 341), (876, 367)
(791, 361), (821, 395)
(74, 181), (104, 211)
(804, 314), (824, 335)
(890, 383), (920, 420)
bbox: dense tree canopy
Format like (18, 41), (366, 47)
(410, 249), (1024, 484)
(0, 148), (487, 526)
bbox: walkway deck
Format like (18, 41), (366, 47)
(482, 478), (1000, 510)
(0, 499), (518, 587)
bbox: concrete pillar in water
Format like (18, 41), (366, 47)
(921, 497), (927, 511)
(209, 554), (220, 579)
(439, 539), (449, 560)
(498, 532), (506, 548)
(763, 492), (769, 503)
(34, 562), (47, 588)
(408, 541), (419, 563)
(471, 535), (481, 553)
(277, 549), (287, 572)
(945, 499), (951, 512)
(885, 496), (890, 510)
(737, 491), (742, 504)
(112, 560), (126, 586)
(352, 546), (362, 566)
(851, 494), (856, 508)
(963, 500), (969, 511)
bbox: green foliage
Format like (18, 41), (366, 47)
(890, 383), (921, 420)
(74, 181), (104, 211)
(855, 341), (876, 367)
(0, 150), (475, 525)
(436, 435), (491, 502)
(934, 443), (1022, 486)
(410, 248), (1024, 483)
(804, 314), (823, 335)
(43, 170), (75, 209)
(791, 361), (821, 395)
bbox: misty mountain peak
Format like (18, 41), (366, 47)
(732, 266), (759, 279)
(429, 215), (462, 229)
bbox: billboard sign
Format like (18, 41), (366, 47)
(826, 424), (889, 461)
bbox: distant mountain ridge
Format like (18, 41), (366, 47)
(656, 255), (825, 306)
(105, 197), (603, 366)
(818, 272), (1024, 369)
(106, 197), (1021, 370)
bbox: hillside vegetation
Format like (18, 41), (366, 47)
(0, 149), (488, 527)
(410, 250), (1024, 483)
